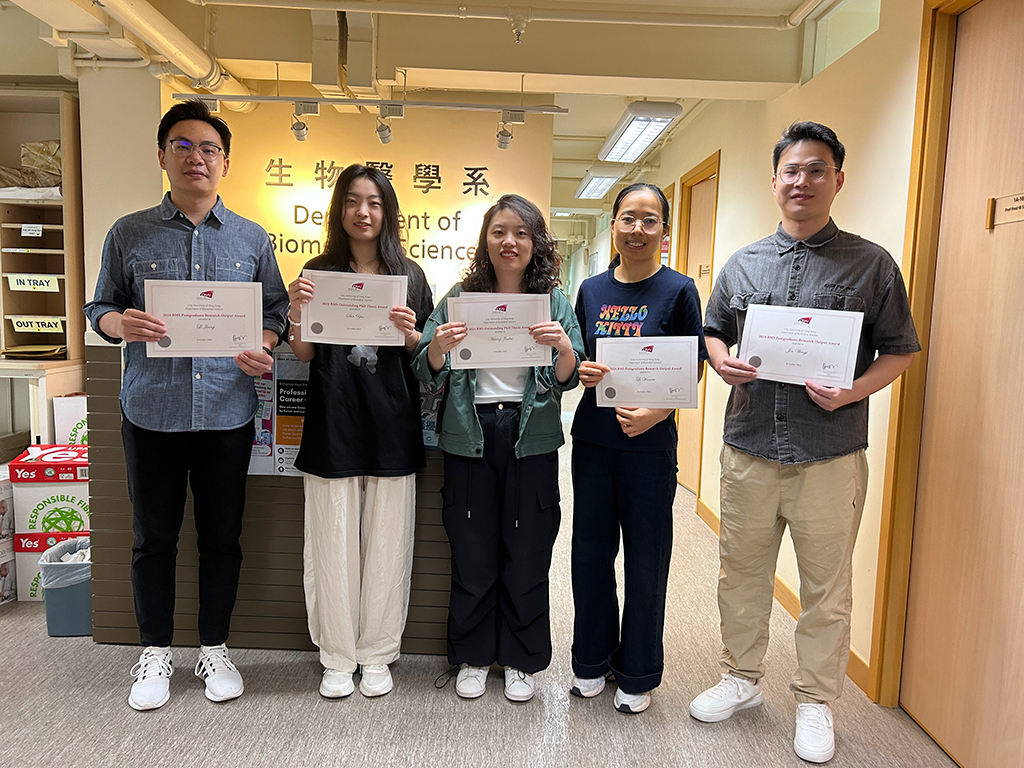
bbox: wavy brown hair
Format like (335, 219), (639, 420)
(462, 194), (561, 295)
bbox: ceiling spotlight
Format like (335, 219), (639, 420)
(497, 124), (513, 150)
(291, 115), (308, 142)
(376, 117), (393, 145)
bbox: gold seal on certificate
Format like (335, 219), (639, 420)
(302, 269), (408, 346)
(739, 304), (864, 388)
(447, 293), (551, 369)
(595, 337), (699, 409)
(144, 279), (262, 358)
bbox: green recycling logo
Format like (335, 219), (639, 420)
(41, 506), (86, 532)
(68, 418), (88, 445)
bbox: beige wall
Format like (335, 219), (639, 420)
(647, 0), (922, 664)
(79, 68), (164, 314)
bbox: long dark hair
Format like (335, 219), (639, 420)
(462, 194), (560, 294)
(319, 164), (408, 276)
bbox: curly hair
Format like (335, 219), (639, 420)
(462, 194), (561, 295)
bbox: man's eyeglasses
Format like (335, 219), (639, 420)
(776, 161), (838, 184)
(615, 215), (664, 234)
(168, 139), (223, 160)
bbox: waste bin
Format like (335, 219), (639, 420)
(39, 537), (91, 637)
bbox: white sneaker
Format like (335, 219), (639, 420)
(794, 703), (835, 763)
(570, 675), (606, 698)
(319, 668), (354, 698)
(614, 688), (651, 714)
(455, 664), (488, 699)
(359, 664), (393, 697)
(194, 644), (244, 702)
(503, 667), (535, 702)
(128, 646), (173, 711)
(689, 673), (763, 722)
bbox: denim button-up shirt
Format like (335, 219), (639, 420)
(704, 219), (920, 464)
(84, 194), (288, 432)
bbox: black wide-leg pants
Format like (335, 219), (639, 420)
(122, 415), (254, 648)
(441, 403), (561, 674)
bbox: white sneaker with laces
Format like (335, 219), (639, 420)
(614, 688), (651, 714)
(503, 667), (535, 702)
(194, 644), (244, 702)
(319, 669), (354, 698)
(359, 664), (393, 697)
(128, 646), (173, 711)
(455, 664), (488, 699)
(794, 702), (835, 763)
(570, 675), (606, 698)
(689, 673), (763, 722)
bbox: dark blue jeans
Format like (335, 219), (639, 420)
(570, 440), (677, 694)
(122, 415), (254, 647)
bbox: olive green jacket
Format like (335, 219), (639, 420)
(411, 284), (584, 459)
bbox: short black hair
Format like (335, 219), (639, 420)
(772, 121), (845, 173)
(157, 100), (232, 157)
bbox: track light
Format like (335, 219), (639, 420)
(291, 115), (308, 142)
(497, 124), (513, 150)
(376, 117), (393, 145)
(290, 101), (318, 142)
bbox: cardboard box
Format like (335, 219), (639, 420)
(0, 538), (15, 606)
(11, 446), (89, 601)
(53, 394), (87, 445)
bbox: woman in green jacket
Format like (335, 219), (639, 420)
(412, 194), (584, 703)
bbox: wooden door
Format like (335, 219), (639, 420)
(675, 174), (716, 492)
(899, 1), (1024, 766)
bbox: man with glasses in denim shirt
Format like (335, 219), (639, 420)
(84, 100), (288, 712)
(689, 122), (919, 763)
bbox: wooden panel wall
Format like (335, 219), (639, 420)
(87, 343), (449, 655)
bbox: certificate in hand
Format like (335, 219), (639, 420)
(302, 270), (408, 346)
(739, 304), (864, 389)
(144, 279), (262, 358)
(595, 337), (699, 409)
(447, 293), (551, 369)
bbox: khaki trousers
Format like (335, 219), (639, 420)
(717, 444), (867, 703)
(302, 473), (416, 673)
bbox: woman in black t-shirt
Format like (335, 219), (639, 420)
(569, 183), (707, 714)
(286, 164), (433, 701)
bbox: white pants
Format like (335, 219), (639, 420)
(302, 473), (416, 672)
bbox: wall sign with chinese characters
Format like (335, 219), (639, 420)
(213, 98), (554, 294)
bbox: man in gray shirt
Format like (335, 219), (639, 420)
(84, 100), (288, 712)
(689, 122), (919, 763)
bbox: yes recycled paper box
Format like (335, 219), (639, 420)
(11, 445), (89, 601)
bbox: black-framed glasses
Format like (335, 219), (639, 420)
(168, 139), (223, 160)
(615, 215), (663, 234)
(776, 161), (838, 183)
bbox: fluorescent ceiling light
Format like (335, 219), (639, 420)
(574, 164), (628, 200)
(598, 102), (683, 163)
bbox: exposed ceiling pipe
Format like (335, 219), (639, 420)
(92, 0), (256, 111)
(184, 0), (830, 32)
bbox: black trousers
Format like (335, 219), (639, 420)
(441, 403), (561, 674)
(121, 415), (254, 647)
(570, 440), (677, 694)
